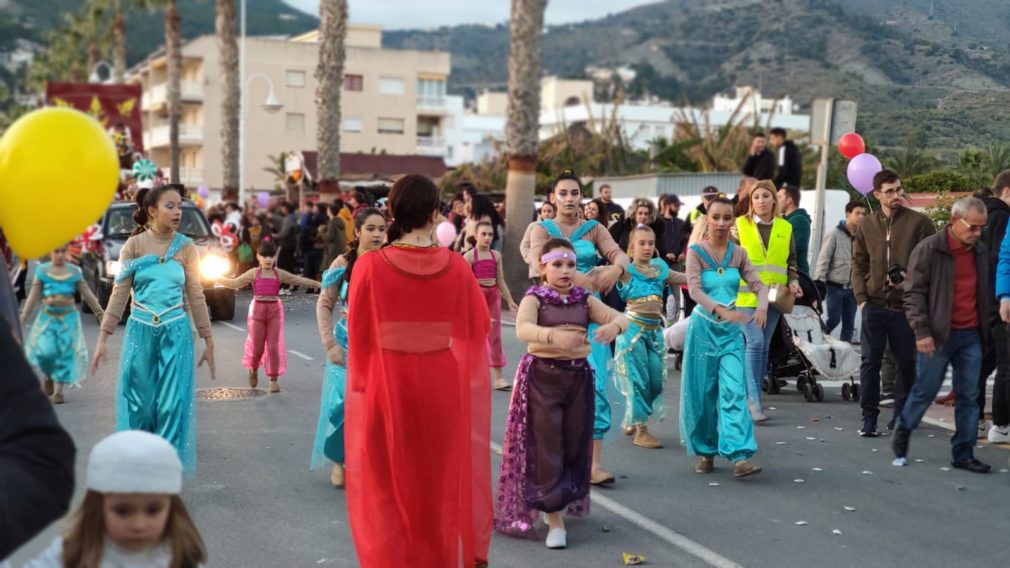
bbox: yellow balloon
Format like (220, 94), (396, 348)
(0, 107), (119, 259)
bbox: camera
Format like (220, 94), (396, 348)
(887, 264), (905, 286)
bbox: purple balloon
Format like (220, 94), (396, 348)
(256, 191), (270, 209)
(197, 184), (209, 198)
(846, 153), (882, 195)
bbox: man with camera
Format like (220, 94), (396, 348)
(892, 197), (992, 473)
(851, 170), (935, 437)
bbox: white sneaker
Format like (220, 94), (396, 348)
(545, 527), (567, 549)
(979, 419), (993, 436)
(988, 424), (1010, 444)
(748, 400), (768, 423)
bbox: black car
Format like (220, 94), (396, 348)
(80, 201), (237, 321)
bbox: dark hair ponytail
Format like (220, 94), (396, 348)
(131, 184), (187, 236)
(383, 175), (439, 246)
(342, 207), (385, 291)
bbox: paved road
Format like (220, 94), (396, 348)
(8, 291), (1010, 567)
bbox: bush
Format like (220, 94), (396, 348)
(904, 170), (976, 194)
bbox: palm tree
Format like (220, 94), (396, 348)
(217, 0), (240, 200)
(111, 0), (126, 81)
(165, 0), (181, 183)
(503, 0), (547, 293)
(315, 0), (348, 195)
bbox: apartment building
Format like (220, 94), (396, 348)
(126, 24), (451, 191)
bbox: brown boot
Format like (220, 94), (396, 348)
(695, 456), (714, 474)
(590, 468), (616, 485)
(269, 379), (280, 393)
(42, 377), (54, 396)
(248, 368), (259, 388)
(733, 459), (762, 478)
(330, 463), (345, 488)
(632, 425), (663, 449)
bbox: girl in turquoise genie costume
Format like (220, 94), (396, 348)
(525, 170), (630, 486)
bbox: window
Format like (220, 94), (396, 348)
(285, 70), (305, 88)
(343, 117), (362, 132)
(343, 74), (363, 91)
(417, 78), (446, 98)
(285, 113), (305, 132)
(377, 117), (405, 134)
(378, 77), (405, 95)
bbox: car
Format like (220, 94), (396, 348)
(80, 200), (237, 321)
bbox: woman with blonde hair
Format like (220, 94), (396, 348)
(732, 179), (802, 422)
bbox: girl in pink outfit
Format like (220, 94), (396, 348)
(464, 221), (519, 390)
(215, 239), (320, 392)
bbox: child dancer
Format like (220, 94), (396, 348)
(215, 238), (320, 393)
(495, 238), (628, 550)
(313, 207), (385, 487)
(614, 225), (687, 448)
(25, 430), (207, 567)
(681, 196), (767, 477)
(464, 220), (519, 390)
(20, 245), (104, 404)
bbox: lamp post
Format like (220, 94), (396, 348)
(238, 0), (282, 205)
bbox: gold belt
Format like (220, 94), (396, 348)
(626, 295), (663, 305)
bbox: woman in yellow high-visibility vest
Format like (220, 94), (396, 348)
(732, 180), (803, 422)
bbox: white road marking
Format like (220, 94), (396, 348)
(219, 321), (246, 333)
(489, 442), (741, 567)
(288, 350), (314, 361)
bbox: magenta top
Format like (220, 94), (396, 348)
(472, 255), (497, 282)
(252, 268), (281, 296)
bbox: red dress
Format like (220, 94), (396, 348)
(346, 246), (492, 567)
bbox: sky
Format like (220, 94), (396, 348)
(283, 0), (656, 30)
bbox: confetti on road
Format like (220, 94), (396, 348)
(871, 449), (879, 453)
(861, 470), (873, 475)
(1000, 469), (1009, 473)
(811, 467), (823, 472)
(834, 427), (844, 431)
(832, 529), (843, 536)
(843, 506), (856, 512)
(794, 479), (805, 483)
(797, 426), (807, 430)
(776, 441), (788, 445)
(914, 459), (925, 463)
(768, 407), (777, 410)
(795, 521), (808, 526)
(806, 436), (817, 441)
(928, 434), (936, 438)
(709, 482), (721, 487)
(940, 467), (951, 471)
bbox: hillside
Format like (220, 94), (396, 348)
(383, 0), (1010, 149)
(0, 0), (317, 65)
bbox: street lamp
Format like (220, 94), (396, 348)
(238, 73), (283, 205)
(89, 60), (113, 84)
(238, 0), (283, 205)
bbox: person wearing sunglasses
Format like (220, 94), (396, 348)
(893, 197), (992, 473)
(851, 169), (935, 437)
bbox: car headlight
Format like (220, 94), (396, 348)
(200, 254), (231, 280)
(105, 260), (122, 277)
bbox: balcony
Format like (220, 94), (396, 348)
(146, 123), (204, 149)
(416, 96), (449, 115)
(415, 136), (447, 157)
(141, 80), (204, 110)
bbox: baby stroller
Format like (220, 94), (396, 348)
(765, 273), (860, 402)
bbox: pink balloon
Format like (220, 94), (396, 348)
(197, 184), (209, 198)
(256, 191), (270, 209)
(435, 221), (457, 247)
(846, 153), (882, 195)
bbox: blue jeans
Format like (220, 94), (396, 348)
(825, 285), (856, 342)
(739, 306), (781, 402)
(897, 329), (981, 462)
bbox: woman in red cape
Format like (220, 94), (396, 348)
(346, 174), (492, 567)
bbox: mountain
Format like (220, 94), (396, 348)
(1, 0), (318, 65)
(383, 0), (1010, 149)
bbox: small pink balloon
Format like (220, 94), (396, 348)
(846, 153), (882, 195)
(435, 221), (457, 247)
(197, 184), (209, 198)
(256, 191), (270, 209)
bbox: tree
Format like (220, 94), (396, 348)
(216, 0), (239, 200)
(503, 0), (547, 294)
(165, 0), (181, 184)
(315, 0), (348, 195)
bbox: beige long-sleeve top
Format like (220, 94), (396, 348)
(526, 220), (625, 276)
(100, 230), (212, 338)
(519, 223), (537, 278)
(216, 267), (321, 301)
(686, 241), (769, 314)
(463, 248), (516, 305)
(515, 291), (628, 359)
(316, 256), (347, 352)
(20, 266), (104, 323)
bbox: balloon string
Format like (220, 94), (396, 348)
(864, 195), (874, 213)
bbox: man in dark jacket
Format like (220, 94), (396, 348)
(742, 132), (775, 180)
(851, 170), (935, 436)
(770, 127), (802, 189)
(778, 183), (812, 275)
(0, 308), (77, 558)
(893, 197), (992, 473)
